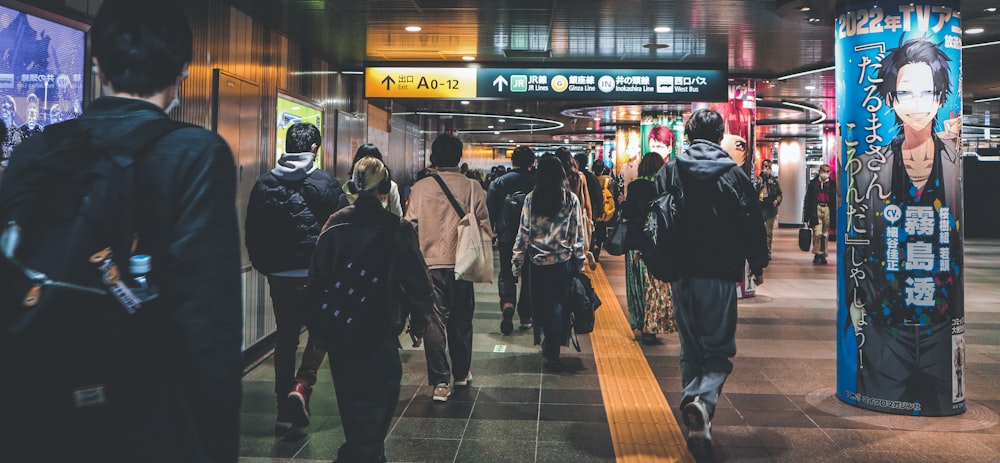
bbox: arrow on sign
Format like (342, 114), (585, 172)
(493, 75), (508, 92)
(381, 75), (396, 90)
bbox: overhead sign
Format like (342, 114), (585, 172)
(364, 66), (727, 101)
(365, 67), (477, 99)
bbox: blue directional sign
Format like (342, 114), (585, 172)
(476, 67), (727, 101)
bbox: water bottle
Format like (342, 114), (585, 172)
(129, 254), (160, 302)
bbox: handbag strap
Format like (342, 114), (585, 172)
(431, 174), (465, 218)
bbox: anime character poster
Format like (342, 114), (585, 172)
(0, 6), (85, 167)
(836, 0), (964, 416)
(276, 92), (323, 169)
(640, 113), (684, 162)
(615, 127), (642, 186)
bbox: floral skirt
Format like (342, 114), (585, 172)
(625, 250), (676, 334)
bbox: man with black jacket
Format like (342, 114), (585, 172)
(803, 164), (836, 264)
(245, 122), (343, 433)
(655, 109), (768, 457)
(486, 146), (536, 334)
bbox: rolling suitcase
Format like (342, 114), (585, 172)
(798, 227), (812, 252)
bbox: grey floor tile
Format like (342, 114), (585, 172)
(539, 403), (607, 422)
(536, 421), (612, 443)
(454, 439), (537, 463)
(384, 438), (461, 463)
(540, 387), (605, 405)
(462, 419), (538, 442)
(535, 440), (615, 462)
(387, 417), (468, 440)
(475, 386), (540, 403)
(471, 401), (539, 421)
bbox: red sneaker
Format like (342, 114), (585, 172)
(286, 383), (311, 427)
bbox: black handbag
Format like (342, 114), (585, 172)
(604, 217), (628, 256)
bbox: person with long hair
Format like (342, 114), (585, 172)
(621, 152), (676, 344)
(554, 147), (596, 269)
(511, 155), (585, 369)
(340, 143), (403, 216)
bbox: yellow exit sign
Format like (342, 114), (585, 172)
(365, 67), (477, 99)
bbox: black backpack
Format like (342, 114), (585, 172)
(305, 213), (401, 348)
(0, 118), (187, 335)
(642, 161), (685, 282)
(500, 190), (528, 240)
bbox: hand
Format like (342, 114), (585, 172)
(773, 200), (779, 207)
(753, 273), (764, 286)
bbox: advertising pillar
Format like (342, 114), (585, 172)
(836, 0), (965, 415)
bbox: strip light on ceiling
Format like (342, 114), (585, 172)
(777, 65), (835, 80)
(781, 101), (827, 124)
(393, 112), (564, 134)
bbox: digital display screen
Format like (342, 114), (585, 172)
(276, 92), (323, 169)
(0, 5), (85, 167)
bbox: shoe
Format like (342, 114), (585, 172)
(519, 316), (532, 330)
(812, 254), (820, 264)
(454, 372), (473, 387)
(586, 251), (597, 270)
(640, 333), (657, 345)
(819, 255), (828, 265)
(500, 303), (515, 335)
(682, 398), (713, 457)
(286, 383), (311, 428)
(275, 400), (294, 435)
(432, 383), (451, 402)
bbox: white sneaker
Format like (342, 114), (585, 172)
(454, 372), (473, 387)
(432, 383), (451, 402)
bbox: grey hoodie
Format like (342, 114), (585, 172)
(271, 152), (317, 181)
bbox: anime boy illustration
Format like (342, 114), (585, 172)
(845, 37), (963, 415)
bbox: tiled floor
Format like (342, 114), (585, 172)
(239, 229), (1000, 462)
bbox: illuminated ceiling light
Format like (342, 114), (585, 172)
(487, 125), (494, 129)
(778, 65), (835, 80)
(804, 85), (816, 90)
(973, 95), (1000, 103)
(461, 100), (470, 105)
(514, 108), (523, 113)
(340, 70), (364, 75)
(509, 140), (514, 143)
(807, 17), (821, 23)
(462, 56), (476, 61)
(964, 39), (1000, 48)
(405, 26), (421, 32)
(986, 7), (998, 13)
(498, 118), (506, 122)
(594, 117), (602, 121)
(494, 131), (500, 135)
(654, 26), (671, 33)
(799, 6), (812, 12)
(586, 127), (593, 131)
(967, 28), (986, 34)
(564, 139), (569, 143)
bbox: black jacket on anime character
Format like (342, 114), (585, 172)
(654, 139), (769, 282)
(245, 158), (342, 275)
(309, 195), (435, 347)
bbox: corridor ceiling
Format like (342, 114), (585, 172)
(230, 0), (1000, 147)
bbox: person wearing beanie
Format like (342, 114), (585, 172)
(245, 122), (343, 434)
(310, 156), (435, 463)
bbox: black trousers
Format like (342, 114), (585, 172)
(330, 343), (401, 463)
(497, 240), (531, 320)
(425, 268), (475, 385)
(858, 321), (953, 415)
(527, 261), (573, 360)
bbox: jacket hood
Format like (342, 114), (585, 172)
(676, 140), (737, 181)
(272, 152), (317, 181)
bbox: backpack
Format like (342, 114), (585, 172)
(641, 162), (685, 282)
(500, 190), (528, 240)
(0, 118), (188, 335)
(597, 177), (616, 222)
(305, 213), (401, 348)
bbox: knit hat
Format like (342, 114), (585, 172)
(351, 156), (389, 192)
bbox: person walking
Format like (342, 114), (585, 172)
(486, 146), (536, 334)
(803, 164), (835, 265)
(755, 158), (782, 259)
(621, 152), (676, 345)
(308, 157), (435, 463)
(655, 109), (768, 457)
(512, 155), (586, 370)
(0, 1), (244, 460)
(245, 122), (343, 433)
(338, 143), (402, 216)
(404, 133), (490, 402)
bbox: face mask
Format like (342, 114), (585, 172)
(164, 70), (188, 115)
(761, 168), (771, 177)
(819, 173), (830, 181)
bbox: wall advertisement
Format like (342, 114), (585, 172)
(836, 0), (964, 416)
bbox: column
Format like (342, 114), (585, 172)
(835, 0), (965, 416)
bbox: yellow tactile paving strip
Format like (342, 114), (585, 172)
(587, 266), (695, 463)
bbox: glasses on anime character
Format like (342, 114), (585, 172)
(893, 90), (938, 102)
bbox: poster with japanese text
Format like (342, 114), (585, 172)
(836, 0), (964, 416)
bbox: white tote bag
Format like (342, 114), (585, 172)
(432, 175), (493, 283)
(454, 181), (494, 283)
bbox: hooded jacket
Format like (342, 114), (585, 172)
(245, 152), (343, 275)
(655, 139), (768, 281)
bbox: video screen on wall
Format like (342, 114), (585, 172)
(276, 92), (323, 169)
(0, 5), (86, 167)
